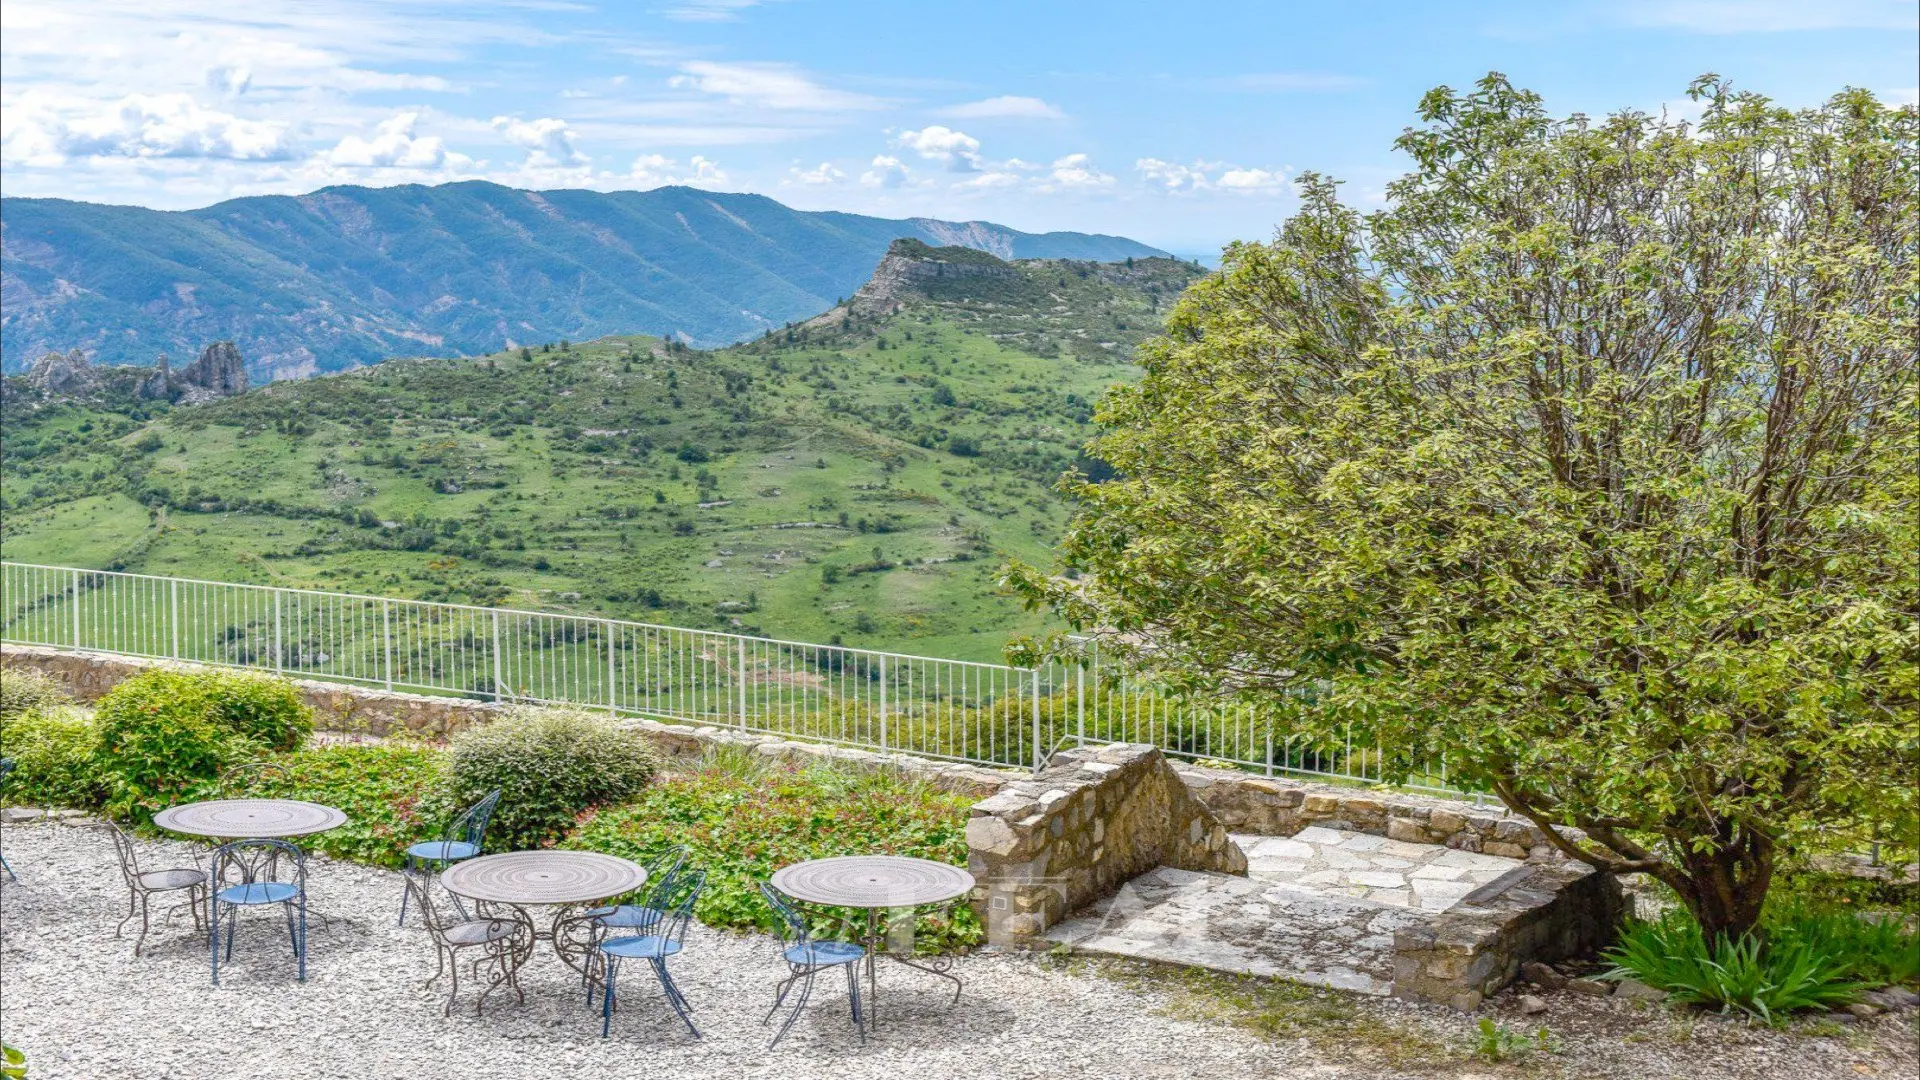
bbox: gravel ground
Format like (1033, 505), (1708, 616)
(2, 820), (1915, 1080)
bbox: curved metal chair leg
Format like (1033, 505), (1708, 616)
(847, 962), (866, 1043)
(770, 970), (815, 1049)
(133, 892), (152, 957)
(600, 957), (619, 1038)
(397, 855), (413, 927)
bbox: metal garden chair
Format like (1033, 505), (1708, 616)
(590, 846), (689, 935)
(758, 881), (866, 1048)
(102, 821), (207, 955)
(210, 837), (308, 984)
(593, 869), (707, 1039)
(399, 869), (533, 1015)
(397, 788), (500, 926)
(217, 760), (291, 796)
(0, 758), (17, 882)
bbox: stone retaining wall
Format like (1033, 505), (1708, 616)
(968, 744), (1247, 947)
(1174, 763), (1583, 863)
(1392, 860), (1624, 1010)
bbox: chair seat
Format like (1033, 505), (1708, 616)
(599, 934), (681, 960)
(139, 868), (207, 891)
(594, 904), (663, 929)
(443, 919), (520, 946)
(216, 882), (300, 906)
(405, 840), (480, 862)
(784, 940), (866, 967)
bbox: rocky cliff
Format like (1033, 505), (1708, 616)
(175, 341), (249, 401)
(13, 341), (248, 405)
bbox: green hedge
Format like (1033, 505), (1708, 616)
(0, 706), (104, 809)
(570, 750), (981, 951)
(443, 707), (660, 850)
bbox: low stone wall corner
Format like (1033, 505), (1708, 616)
(968, 744), (1246, 947)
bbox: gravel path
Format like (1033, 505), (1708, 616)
(2, 820), (1914, 1080)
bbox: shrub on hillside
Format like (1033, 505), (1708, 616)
(0, 707), (104, 809)
(443, 708), (659, 849)
(0, 669), (72, 723)
(569, 748), (980, 950)
(92, 670), (254, 820)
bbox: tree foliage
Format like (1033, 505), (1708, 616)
(1010, 75), (1918, 939)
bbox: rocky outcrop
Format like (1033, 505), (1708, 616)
(137, 354), (172, 400)
(838, 238), (1024, 318)
(25, 349), (98, 393)
(175, 340), (248, 401)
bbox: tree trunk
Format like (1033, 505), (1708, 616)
(1671, 840), (1773, 942)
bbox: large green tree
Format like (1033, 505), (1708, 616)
(1010, 75), (1918, 941)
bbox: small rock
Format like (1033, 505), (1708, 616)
(1519, 994), (1549, 1015)
(2, 807), (47, 823)
(1828, 1010), (1859, 1023)
(1568, 977), (1614, 997)
(1866, 986), (1918, 1009)
(1613, 978), (1667, 1003)
(1845, 1002), (1883, 1019)
(1522, 961), (1568, 990)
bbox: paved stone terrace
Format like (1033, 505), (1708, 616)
(1239, 826), (1525, 911)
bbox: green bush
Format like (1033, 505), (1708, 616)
(569, 748), (981, 951)
(92, 670), (253, 821)
(0, 668), (71, 723)
(232, 745), (446, 867)
(0, 707), (103, 809)
(443, 707), (659, 849)
(198, 671), (313, 752)
(1603, 909), (1865, 1024)
(1766, 900), (1920, 988)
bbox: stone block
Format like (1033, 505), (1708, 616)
(1385, 818), (1430, 844)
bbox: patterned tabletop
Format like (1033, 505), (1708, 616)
(153, 799), (348, 840)
(772, 856), (975, 909)
(439, 851), (648, 906)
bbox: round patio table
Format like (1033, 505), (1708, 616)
(771, 855), (975, 1025)
(154, 799), (348, 840)
(440, 851), (648, 989)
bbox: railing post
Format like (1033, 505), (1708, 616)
(1076, 660), (1085, 748)
(70, 568), (81, 650)
(605, 620), (617, 717)
(878, 655), (889, 752)
(1265, 731), (1274, 778)
(736, 638), (748, 731)
(1031, 668), (1043, 774)
(169, 579), (180, 659)
(491, 611), (504, 702)
(273, 590), (284, 674)
(382, 599), (394, 691)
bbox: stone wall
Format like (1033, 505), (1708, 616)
(968, 744), (1247, 947)
(0, 644), (1012, 799)
(1392, 860), (1624, 1010)
(1174, 763), (1583, 863)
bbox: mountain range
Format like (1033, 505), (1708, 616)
(0, 182), (1168, 382)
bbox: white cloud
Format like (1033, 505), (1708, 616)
(937, 95), (1066, 120)
(669, 61), (881, 112)
(1038, 153), (1113, 191)
(1616, 0), (1917, 32)
(661, 0), (771, 21)
(786, 161), (844, 185)
(491, 115), (586, 167)
(1217, 166), (1286, 191)
(1883, 87), (1919, 106)
(1, 91), (293, 164)
(326, 111), (459, 168)
(955, 170), (1022, 189)
(893, 125), (982, 171)
(859, 153), (912, 188)
(205, 64), (252, 96)
(629, 152), (728, 187)
(1135, 157), (1290, 194)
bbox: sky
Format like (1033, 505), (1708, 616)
(2, 0), (1915, 259)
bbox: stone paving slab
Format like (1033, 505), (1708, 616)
(1237, 827), (1521, 911)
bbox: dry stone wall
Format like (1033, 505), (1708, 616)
(968, 744), (1247, 947)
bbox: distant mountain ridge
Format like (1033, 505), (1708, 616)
(0, 181), (1168, 381)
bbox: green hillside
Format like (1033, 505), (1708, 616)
(1, 245), (1204, 662)
(1, 182), (1168, 381)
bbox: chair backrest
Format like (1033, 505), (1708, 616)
(447, 788), (502, 850)
(212, 838), (306, 893)
(0, 757), (16, 784)
(637, 846), (688, 905)
(758, 882), (812, 949)
(400, 870), (457, 941)
(653, 869), (706, 949)
(101, 821), (144, 887)
(218, 760), (290, 798)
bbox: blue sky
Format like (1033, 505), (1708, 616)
(2, 0), (1914, 257)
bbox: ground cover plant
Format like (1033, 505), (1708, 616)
(227, 744), (447, 867)
(569, 746), (981, 950)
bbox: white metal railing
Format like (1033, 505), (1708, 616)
(0, 561), (1469, 795)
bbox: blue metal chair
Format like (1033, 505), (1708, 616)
(0, 759), (17, 882)
(398, 788), (500, 926)
(759, 882), (866, 1049)
(591, 846), (689, 935)
(594, 869), (706, 1039)
(210, 838), (308, 984)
